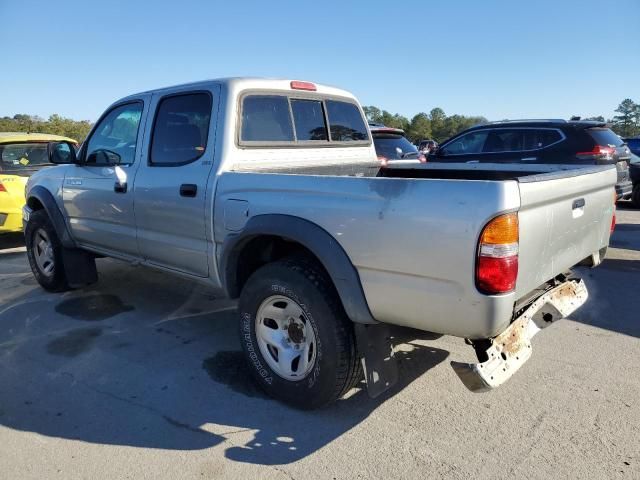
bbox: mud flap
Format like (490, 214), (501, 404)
(451, 279), (588, 393)
(354, 323), (398, 398)
(62, 248), (98, 288)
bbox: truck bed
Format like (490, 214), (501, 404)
(217, 161), (616, 339)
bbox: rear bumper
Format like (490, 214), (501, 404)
(0, 210), (24, 233)
(451, 278), (588, 392)
(616, 180), (633, 199)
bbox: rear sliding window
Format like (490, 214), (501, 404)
(291, 99), (327, 141)
(587, 128), (624, 147)
(240, 94), (368, 145)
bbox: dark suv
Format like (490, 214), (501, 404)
(623, 137), (640, 206)
(430, 120), (633, 199)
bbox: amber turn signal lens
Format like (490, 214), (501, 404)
(480, 213), (518, 245)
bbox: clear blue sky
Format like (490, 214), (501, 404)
(1, 0), (638, 122)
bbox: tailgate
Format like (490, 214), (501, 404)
(515, 166), (616, 297)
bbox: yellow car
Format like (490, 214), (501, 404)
(0, 133), (78, 234)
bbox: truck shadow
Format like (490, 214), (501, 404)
(0, 259), (449, 464)
(572, 260), (640, 338)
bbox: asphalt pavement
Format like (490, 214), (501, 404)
(0, 206), (638, 479)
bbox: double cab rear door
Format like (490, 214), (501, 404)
(63, 84), (221, 277)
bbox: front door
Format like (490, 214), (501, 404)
(134, 87), (218, 277)
(63, 98), (149, 257)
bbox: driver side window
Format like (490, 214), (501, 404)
(85, 102), (143, 165)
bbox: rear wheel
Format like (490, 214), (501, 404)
(25, 210), (71, 292)
(238, 257), (362, 409)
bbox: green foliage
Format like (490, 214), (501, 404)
(365, 98), (640, 144)
(362, 105), (487, 143)
(611, 99), (640, 138)
(0, 114), (93, 143)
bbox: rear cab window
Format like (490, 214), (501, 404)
(239, 93), (369, 146)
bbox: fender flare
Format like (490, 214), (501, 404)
(27, 185), (76, 248)
(220, 214), (377, 324)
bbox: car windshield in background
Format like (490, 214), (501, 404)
(0, 143), (50, 171)
(374, 135), (419, 159)
(587, 128), (624, 147)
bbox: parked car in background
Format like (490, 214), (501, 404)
(369, 123), (425, 165)
(623, 137), (640, 157)
(623, 138), (640, 207)
(0, 133), (77, 234)
(429, 120), (633, 199)
(418, 139), (438, 154)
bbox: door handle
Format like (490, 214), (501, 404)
(114, 181), (127, 193)
(180, 184), (197, 197)
(572, 198), (585, 209)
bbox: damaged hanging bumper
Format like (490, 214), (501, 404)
(451, 278), (588, 393)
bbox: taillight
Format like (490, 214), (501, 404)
(611, 189), (616, 234)
(611, 213), (616, 233)
(476, 213), (519, 294)
(0, 181), (6, 193)
(576, 145), (616, 161)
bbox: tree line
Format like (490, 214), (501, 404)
(0, 114), (93, 143)
(364, 98), (640, 143)
(1, 98), (639, 145)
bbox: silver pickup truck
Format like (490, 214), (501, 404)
(23, 78), (617, 408)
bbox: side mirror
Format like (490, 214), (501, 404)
(49, 141), (78, 164)
(86, 149), (121, 165)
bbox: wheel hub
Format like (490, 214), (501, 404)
(255, 295), (317, 381)
(287, 321), (305, 344)
(33, 228), (55, 278)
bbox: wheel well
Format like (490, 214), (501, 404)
(27, 197), (44, 211)
(230, 235), (329, 298)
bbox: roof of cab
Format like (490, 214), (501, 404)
(121, 77), (357, 102)
(0, 132), (78, 144)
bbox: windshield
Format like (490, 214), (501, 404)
(0, 142), (51, 171)
(373, 135), (418, 159)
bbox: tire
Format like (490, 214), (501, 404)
(238, 257), (362, 409)
(632, 184), (640, 209)
(25, 210), (71, 292)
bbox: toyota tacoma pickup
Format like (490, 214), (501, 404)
(23, 78), (617, 408)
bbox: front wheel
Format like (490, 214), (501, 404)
(238, 258), (362, 409)
(25, 210), (71, 292)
